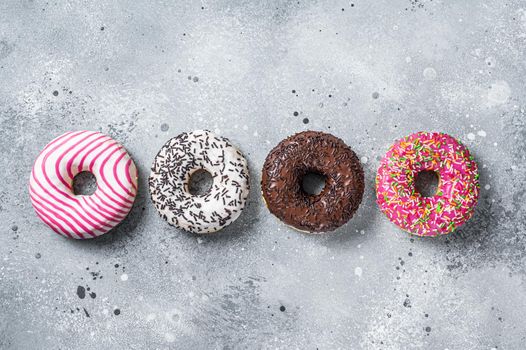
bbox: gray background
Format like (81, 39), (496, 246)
(1, 0), (525, 349)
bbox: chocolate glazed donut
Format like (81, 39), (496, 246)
(261, 131), (365, 233)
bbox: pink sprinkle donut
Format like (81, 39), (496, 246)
(376, 132), (479, 237)
(29, 131), (138, 239)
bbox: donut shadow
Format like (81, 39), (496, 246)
(63, 160), (148, 249)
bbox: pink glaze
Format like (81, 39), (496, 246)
(29, 131), (138, 239)
(376, 132), (479, 237)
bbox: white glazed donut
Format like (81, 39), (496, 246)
(29, 131), (138, 239)
(148, 130), (250, 234)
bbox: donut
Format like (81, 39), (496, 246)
(29, 131), (138, 239)
(149, 130), (250, 234)
(376, 131), (479, 236)
(261, 131), (365, 233)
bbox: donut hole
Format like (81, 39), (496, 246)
(415, 170), (439, 197)
(72, 171), (98, 196)
(301, 172), (327, 196)
(188, 169), (213, 196)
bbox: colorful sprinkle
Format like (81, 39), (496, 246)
(376, 132), (480, 237)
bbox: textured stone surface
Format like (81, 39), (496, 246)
(1, 0), (525, 349)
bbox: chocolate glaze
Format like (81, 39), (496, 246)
(261, 131), (365, 233)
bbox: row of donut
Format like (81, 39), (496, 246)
(29, 130), (479, 239)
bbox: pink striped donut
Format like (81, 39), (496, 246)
(29, 131), (138, 239)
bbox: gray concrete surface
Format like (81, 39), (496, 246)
(1, 0), (525, 349)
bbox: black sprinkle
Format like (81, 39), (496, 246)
(114, 308), (121, 316)
(148, 131), (249, 233)
(293, 111), (299, 116)
(76, 286), (86, 299)
(303, 118), (309, 124)
(52, 90), (59, 96)
(279, 305), (286, 312)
